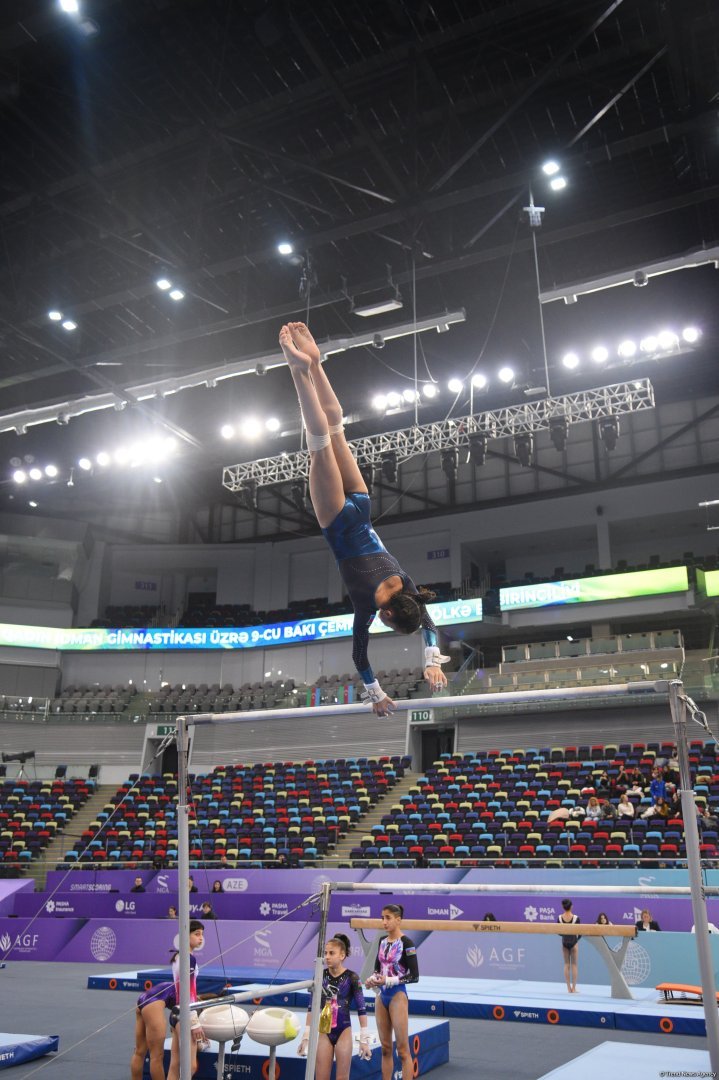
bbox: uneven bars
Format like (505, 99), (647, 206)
(183, 680), (668, 726)
(333, 882), (719, 896)
(350, 918), (635, 937)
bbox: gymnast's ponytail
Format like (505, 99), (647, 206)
(329, 933), (351, 956)
(384, 585), (436, 636)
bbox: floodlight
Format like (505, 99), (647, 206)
(114, 448), (130, 465)
(78, 458), (92, 471)
(59, 0), (80, 12)
(402, 388), (416, 403)
(640, 335), (658, 353)
(220, 424), (235, 439)
(48, 310), (63, 321)
(514, 433), (534, 467)
(386, 391), (401, 408)
(28, 500), (38, 508)
(44, 465), (59, 478)
(152, 476), (163, 484)
(657, 330), (678, 350)
(549, 416), (568, 451)
(266, 417), (281, 432)
(441, 448), (458, 480)
(61, 319), (77, 331)
(618, 339), (637, 359)
(590, 346), (609, 363)
(12, 470), (27, 484)
(682, 326), (700, 343)
(28, 468), (42, 481)
(381, 451), (398, 484)
(549, 176), (567, 191)
(422, 384), (438, 399)
(372, 394), (388, 411)
(561, 352), (579, 370)
(598, 415), (619, 451)
(468, 433), (487, 466)
(351, 289), (403, 317)
(96, 451), (110, 467)
(156, 278), (172, 290)
(277, 242), (294, 256)
(169, 289), (185, 301)
(447, 378), (464, 394)
(241, 417), (262, 439)
(542, 160), (560, 176)
(471, 373), (488, 390)
(497, 366), (515, 384)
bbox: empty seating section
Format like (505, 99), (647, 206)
(502, 630), (682, 664)
(0, 777), (95, 867)
(91, 605), (160, 628)
(62, 757), (409, 866)
(348, 741), (718, 866)
(51, 684), (135, 714)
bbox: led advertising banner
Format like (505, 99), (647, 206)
(697, 568), (719, 597)
(0, 597), (482, 653)
(499, 566), (688, 612)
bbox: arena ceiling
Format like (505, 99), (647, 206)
(0, 0), (718, 540)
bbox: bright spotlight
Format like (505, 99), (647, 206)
(162, 437), (177, 455)
(542, 160), (560, 176)
(447, 378), (464, 394)
(59, 0), (80, 12)
(657, 329), (678, 350)
(96, 451), (111, 467)
(28, 500), (38, 508)
(28, 468), (42, 481)
(44, 464), (59, 478)
(61, 319), (77, 331)
(241, 417), (262, 439)
(220, 424), (235, 439)
(12, 470), (27, 484)
(386, 391), (402, 408)
(682, 326), (701, 343)
(277, 242), (294, 256)
(561, 352), (579, 370)
(169, 289), (185, 301)
(156, 278), (172, 290)
(549, 176), (567, 191)
(590, 345), (609, 363)
(114, 448), (130, 465)
(497, 366), (515, 384)
(372, 394), (388, 411)
(422, 384), (438, 399)
(471, 373), (488, 389)
(48, 310), (63, 322)
(78, 458), (92, 471)
(152, 476), (163, 484)
(402, 388), (416, 403)
(265, 417), (281, 432)
(640, 335), (658, 353)
(618, 339), (637, 358)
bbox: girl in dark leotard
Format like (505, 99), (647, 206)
(299, 933), (370, 1080)
(279, 322), (449, 716)
(365, 904), (419, 1080)
(558, 898), (580, 993)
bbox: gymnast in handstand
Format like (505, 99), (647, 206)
(279, 322), (449, 716)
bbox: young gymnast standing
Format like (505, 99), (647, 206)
(279, 322), (449, 716)
(298, 933), (371, 1080)
(365, 903), (418, 1080)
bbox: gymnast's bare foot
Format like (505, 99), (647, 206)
(279, 324), (312, 371)
(289, 322), (321, 366)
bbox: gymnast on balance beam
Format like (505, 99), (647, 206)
(279, 322), (449, 717)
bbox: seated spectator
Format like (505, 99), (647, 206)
(188, 876), (198, 893)
(641, 797), (670, 820)
(568, 805), (586, 820)
(649, 767), (666, 805)
(130, 875), (145, 893)
(585, 796), (602, 822)
(167, 905), (178, 919)
(211, 880), (224, 894)
(698, 805), (718, 828)
(615, 767), (631, 791)
(629, 768), (647, 791)
(635, 909), (661, 931)
(596, 912), (611, 925)
(627, 780), (644, 797)
(200, 901), (216, 920)
(596, 772), (612, 795)
(600, 800), (617, 822)
(617, 793), (635, 818)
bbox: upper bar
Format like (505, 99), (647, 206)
(332, 882), (719, 896)
(184, 680), (669, 726)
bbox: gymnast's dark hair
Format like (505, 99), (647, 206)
(561, 899), (573, 911)
(382, 903), (404, 918)
(169, 920), (204, 961)
(328, 933), (351, 956)
(384, 586), (436, 635)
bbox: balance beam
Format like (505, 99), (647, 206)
(350, 918), (635, 937)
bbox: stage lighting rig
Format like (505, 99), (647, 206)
(598, 415), (620, 451)
(441, 448), (459, 481)
(238, 480), (257, 512)
(468, 433), (488, 467)
(514, 433), (534, 468)
(290, 480), (307, 514)
(381, 452), (398, 485)
(549, 416), (569, 452)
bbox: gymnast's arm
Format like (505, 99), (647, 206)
(420, 608), (449, 691)
(353, 610), (396, 716)
(397, 938), (419, 985)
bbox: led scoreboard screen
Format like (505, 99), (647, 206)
(499, 566), (688, 612)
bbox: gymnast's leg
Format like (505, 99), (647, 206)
(131, 1002), (166, 1080)
(288, 322), (368, 496)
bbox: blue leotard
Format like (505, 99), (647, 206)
(322, 493), (438, 682)
(374, 934), (419, 1008)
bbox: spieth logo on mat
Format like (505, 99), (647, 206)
(222, 878), (249, 893)
(90, 926), (117, 962)
(466, 945), (484, 968)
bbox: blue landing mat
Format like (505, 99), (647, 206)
(88, 964), (309, 993)
(92, 970), (711, 1036)
(539, 1040), (712, 1080)
(143, 1015), (450, 1080)
(0, 1032), (59, 1070)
